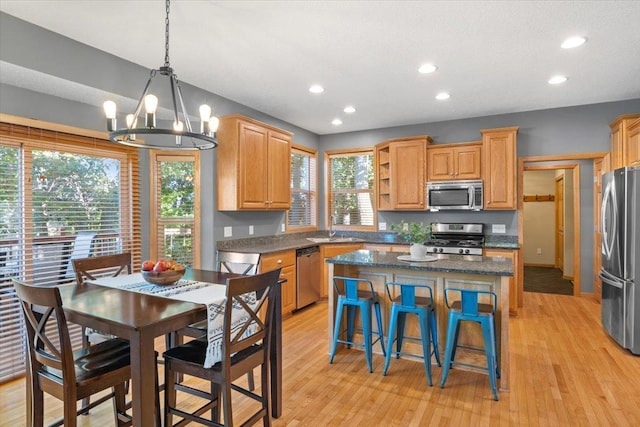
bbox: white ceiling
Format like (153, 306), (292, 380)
(1, 0), (640, 135)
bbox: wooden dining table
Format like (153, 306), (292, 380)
(54, 268), (283, 427)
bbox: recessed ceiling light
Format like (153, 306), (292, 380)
(418, 63), (438, 74)
(309, 84), (324, 94)
(435, 92), (450, 100)
(343, 106), (356, 114)
(548, 75), (568, 85)
(561, 36), (587, 49)
(332, 118), (343, 126)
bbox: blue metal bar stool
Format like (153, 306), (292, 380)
(440, 287), (500, 401)
(329, 276), (385, 373)
(382, 282), (441, 386)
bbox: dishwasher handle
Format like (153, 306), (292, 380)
(297, 246), (320, 257)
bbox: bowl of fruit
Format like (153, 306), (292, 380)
(141, 259), (186, 286)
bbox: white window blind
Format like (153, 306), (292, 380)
(0, 122), (140, 383)
(327, 149), (375, 229)
(288, 146), (317, 230)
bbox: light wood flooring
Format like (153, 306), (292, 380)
(1, 291), (639, 426)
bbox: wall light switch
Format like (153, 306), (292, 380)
(223, 226), (232, 237)
(281, 223), (285, 232)
(492, 224), (506, 234)
(249, 225), (254, 235)
(379, 222), (387, 231)
(537, 248), (542, 255)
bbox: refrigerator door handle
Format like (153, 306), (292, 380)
(601, 180), (617, 259)
(599, 269), (625, 289)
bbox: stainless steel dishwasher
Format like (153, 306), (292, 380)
(296, 246), (321, 309)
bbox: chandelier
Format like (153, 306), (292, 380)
(103, 0), (218, 150)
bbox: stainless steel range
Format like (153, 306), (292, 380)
(426, 223), (484, 256)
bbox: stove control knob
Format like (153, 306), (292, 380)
(458, 249), (464, 254)
(432, 248), (438, 253)
(438, 248), (444, 253)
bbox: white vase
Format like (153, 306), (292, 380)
(409, 243), (428, 259)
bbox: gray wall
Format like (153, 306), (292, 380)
(2, 12), (640, 291)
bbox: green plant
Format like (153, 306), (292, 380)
(390, 221), (431, 244)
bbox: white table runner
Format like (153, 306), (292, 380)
(86, 273), (255, 368)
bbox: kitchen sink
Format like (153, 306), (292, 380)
(306, 237), (363, 243)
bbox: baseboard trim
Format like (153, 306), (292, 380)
(562, 274), (574, 281)
(524, 263), (555, 268)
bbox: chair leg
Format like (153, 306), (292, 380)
(418, 310), (433, 386)
(396, 312), (406, 358)
(112, 383), (128, 427)
(81, 331), (91, 413)
(440, 314), (459, 388)
(383, 305), (399, 376)
(374, 302), (385, 356)
(429, 309), (441, 367)
(329, 299), (345, 363)
(346, 305), (357, 348)
(261, 364), (271, 426)
(481, 318), (499, 401)
(361, 302), (373, 373)
(247, 370), (255, 391)
(163, 360), (176, 427)
(222, 381), (233, 426)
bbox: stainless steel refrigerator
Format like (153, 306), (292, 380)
(600, 166), (640, 355)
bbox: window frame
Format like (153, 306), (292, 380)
(287, 144), (318, 233)
(324, 147), (377, 231)
(148, 150), (201, 267)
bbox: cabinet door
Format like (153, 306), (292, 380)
(260, 250), (296, 314)
(320, 243), (363, 298)
(482, 128), (517, 210)
(484, 248), (518, 316)
(267, 130), (292, 209)
(239, 122), (269, 209)
(390, 140), (426, 209)
(427, 147), (453, 180)
(453, 145), (481, 179)
(626, 118), (640, 166)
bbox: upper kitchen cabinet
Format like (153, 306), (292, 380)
(481, 127), (519, 210)
(376, 135), (431, 210)
(217, 115), (292, 210)
(623, 117), (640, 167)
(427, 141), (481, 181)
(610, 114), (640, 169)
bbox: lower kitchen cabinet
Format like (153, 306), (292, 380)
(260, 250), (296, 315)
(483, 248), (519, 316)
(363, 243), (408, 253)
(320, 243), (363, 298)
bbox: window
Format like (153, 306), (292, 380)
(326, 148), (375, 230)
(149, 152), (200, 267)
(0, 119), (140, 382)
(288, 145), (317, 231)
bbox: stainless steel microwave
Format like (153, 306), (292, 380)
(426, 179), (483, 211)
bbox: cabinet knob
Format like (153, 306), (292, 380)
(277, 259), (282, 264)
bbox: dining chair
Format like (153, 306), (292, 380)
(440, 287), (500, 401)
(329, 276), (386, 373)
(13, 278), (141, 427)
(72, 252), (133, 409)
(163, 267), (281, 426)
(382, 281), (440, 386)
(171, 251), (261, 390)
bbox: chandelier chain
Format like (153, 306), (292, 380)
(164, 0), (171, 68)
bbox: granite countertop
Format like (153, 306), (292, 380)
(326, 249), (514, 276)
(216, 231), (520, 254)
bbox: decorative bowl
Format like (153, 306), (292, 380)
(141, 268), (186, 286)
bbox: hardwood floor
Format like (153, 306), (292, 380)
(2, 291), (638, 426)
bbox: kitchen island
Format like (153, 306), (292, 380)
(326, 249), (514, 391)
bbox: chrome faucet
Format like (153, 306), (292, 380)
(329, 215), (337, 240)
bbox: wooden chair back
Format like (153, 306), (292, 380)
(222, 267), (281, 364)
(73, 252), (132, 284)
(216, 251), (260, 276)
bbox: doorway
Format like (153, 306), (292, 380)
(522, 167), (576, 296)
